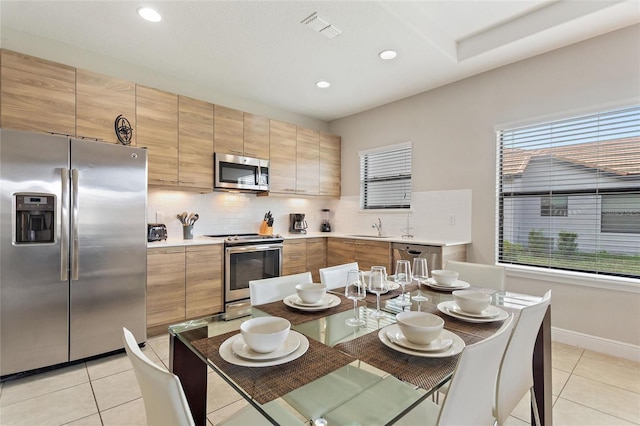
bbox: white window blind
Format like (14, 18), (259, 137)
(497, 106), (640, 279)
(360, 142), (412, 210)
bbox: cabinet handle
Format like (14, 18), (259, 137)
(230, 150), (243, 155)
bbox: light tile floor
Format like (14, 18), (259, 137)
(1, 337), (638, 425)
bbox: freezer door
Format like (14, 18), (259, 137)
(69, 139), (147, 361)
(0, 129), (70, 376)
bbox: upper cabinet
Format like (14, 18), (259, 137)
(319, 132), (341, 198)
(0, 49), (341, 196)
(269, 120), (297, 194)
(296, 127), (320, 195)
(76, 69), (136, 144)
(179, 96), (214, 190)
(243, 113), (270, 159)
(0, 50), (75, 135)
(137, 86), (179, 186)
(214, 105), (244, 156)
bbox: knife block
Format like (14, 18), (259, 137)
(258, 220), (272, 235)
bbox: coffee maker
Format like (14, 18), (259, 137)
(289, 213), (308, 234)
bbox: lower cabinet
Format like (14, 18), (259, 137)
(327, 238), (391, 272)
(282, 238), (327, 281)
(147, 244), (223, 332)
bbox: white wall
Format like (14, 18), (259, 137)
(329, 25), (640, 351)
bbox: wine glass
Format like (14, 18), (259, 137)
(345, 269), (366, 326)
(394, 260), (412, 307)
(412, 258), (429, 302)
(369, 266), (388, 318)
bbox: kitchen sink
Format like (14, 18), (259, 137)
(346, 234), (394, 239)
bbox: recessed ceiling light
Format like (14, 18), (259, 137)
(316, 81), (331, 89)
(137, 7), (161, 23)
(379, 50), (397, 60)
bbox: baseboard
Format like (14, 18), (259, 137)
(552, 327), (640, 362)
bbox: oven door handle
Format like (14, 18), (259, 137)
(225, 243), (283, 254)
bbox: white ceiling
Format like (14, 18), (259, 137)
(1, 1), (638, 122)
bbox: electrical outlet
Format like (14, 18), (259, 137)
(156, 211), (165, 223)
(448, 215), (456, 225)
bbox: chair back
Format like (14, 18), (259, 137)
(438, 315), (514, 426)
(122, 327), (195, 426)
(444, 260), (505, 291)
(494, 290), (551, 425)
(249, 272), (313, 305)
(319, 262), (359, 289)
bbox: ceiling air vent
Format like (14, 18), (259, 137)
(301, 12), (342, 39)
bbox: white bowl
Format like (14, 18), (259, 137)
(295, 283), (326, 304)
(240, 317), (291, 353)
(431, 270), (459, 286)
(453, 290), (492, 314)
(396, 311), (444, 345)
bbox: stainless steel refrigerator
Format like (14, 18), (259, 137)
(0, 129), (147, 377)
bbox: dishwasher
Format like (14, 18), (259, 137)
(391, 243), (441, 275)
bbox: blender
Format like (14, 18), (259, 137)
(321, 209), (332, 232)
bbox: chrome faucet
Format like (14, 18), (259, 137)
(372, 218), (383, 236)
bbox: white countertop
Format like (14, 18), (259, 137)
(147, 233), (469, 248)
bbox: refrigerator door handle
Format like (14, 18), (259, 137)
(71, 168), (80, 281)
(60, 168), (70, 281)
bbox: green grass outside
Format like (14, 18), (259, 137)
(502, 242), (640, 277)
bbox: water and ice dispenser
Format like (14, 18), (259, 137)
(14, 194), (55, 243)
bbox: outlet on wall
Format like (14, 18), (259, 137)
(448, 215), (456, 225)
(156, 211), (165, 223)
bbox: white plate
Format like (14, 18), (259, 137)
(292, 295), (329, 307)
(449, 304), (501, 319)
(385, 325), (453, 352)
(283, 294), (341, 311)
(231, 333), (300, 361)
(219, 331), (309, 367)
(378, 325), (464, 358)
(438, 301), (509, 323)
(366, 281), (400, 293)
(425, 278), (471, 291)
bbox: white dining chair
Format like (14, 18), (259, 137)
(444, 260), (506, 291)
(494, 290), (551, 426)
(249, 271), (313, 305)
(396, 314), (515, 426)
(124, 328), (300, 426)
(319, 262), (359, 289)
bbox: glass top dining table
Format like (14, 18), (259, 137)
(168, 285), (552, 426)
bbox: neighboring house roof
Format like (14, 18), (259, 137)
(503, 137), (640, 177)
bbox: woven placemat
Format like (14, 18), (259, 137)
(333, 329), (476, 391)
(192, 331), (354, 405)
(254, 295), (354, 325)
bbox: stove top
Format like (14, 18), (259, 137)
(204, 233), (283, 245)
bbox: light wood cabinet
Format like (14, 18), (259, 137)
(327, 238), (391, 271)
(327, 238), (356, 266)
(282, 239), (307, 276)
(185, 245), (223, 318)
(306, 238), (327, 282)
(214, 105), (244, 156)
(147, 247), (186, 328)
(147, 244), (224, 331)
(179, 96), (214, 190)
(137, 86), (179, 186)
(76, 69), (136, 144)
(319, 133), (341, 198)
(269, 120), (297, 194)
(0, 49), (75, 135)
(296, 127), (320, 195)
(243, 113), (270, 159)
(355, 239), (391, 272)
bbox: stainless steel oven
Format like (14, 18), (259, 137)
(206, 234), (283, 318)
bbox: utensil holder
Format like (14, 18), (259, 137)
(183, 225), (193, 239)
(259, 220), (270, 235)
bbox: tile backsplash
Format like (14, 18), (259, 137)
(148, 189), (471, 243)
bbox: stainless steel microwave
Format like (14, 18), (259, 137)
(214, 153), (269, 192)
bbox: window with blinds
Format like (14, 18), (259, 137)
(497, 105), (640, 279)
(360, 142), (412, 210)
